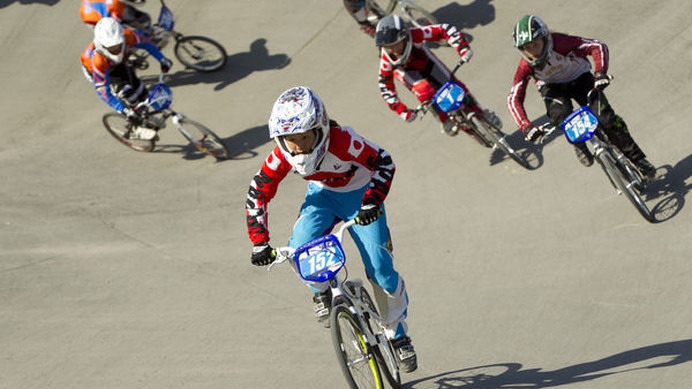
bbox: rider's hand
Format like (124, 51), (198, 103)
(122, 107), (142, 126)
(594, 71), (610, 91)
(356, 204), (381, 226)
(523, 124), (544, 143)
(251, 242), (275, 266)
(400, 109), (417, 123)
(160, 57), (173, 73)
(458, 47), (474, 63)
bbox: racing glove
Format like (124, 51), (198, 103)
(594, 71), (610, 90)
(400, 109), (417, 123)
(523, 124), (544, 143)
(160, 57), (173, 73)
(251, 242), (274, 266)
(458, 47), (474, 63)
(356, 204), (381, 226)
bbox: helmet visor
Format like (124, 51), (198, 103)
(106, 44), (123, 55)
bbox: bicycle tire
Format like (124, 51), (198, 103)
(174, 36), (227, 72)
(472, 116), (531, 169)
(598, 150), (653, 222)
(172, 115), (230, 160)
(402, 3), (437, 27)
(102, 113), (155, 152)
(331, 305), (383, 389)
(365, 0), (397, 26)
(358, 287), (401, 389)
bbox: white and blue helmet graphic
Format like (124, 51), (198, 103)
(268, 86), (330, 175)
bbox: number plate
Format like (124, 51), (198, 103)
(158, 5), (175, 31)
(147, 83), (172, 112)
(294, 235), (346, 283)
(433, 81), (466, 113)
(561, 106), (598, 143)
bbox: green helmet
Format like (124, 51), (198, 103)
(512, 14), (552, 67)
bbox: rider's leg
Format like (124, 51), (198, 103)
(109, 64), (147, 106)
(121, 6), (152, 31)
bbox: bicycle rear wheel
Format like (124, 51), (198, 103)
(472, 115), (530, 169)
(102, 113), (155, 152)
(598, 150), (653, 222)
(366, 0), (397, 26)
(331, 305), (383, 389)
(358, 287), (401, 389)
(174, 36), (227, 72)
(402, 2), (437, 27)
(172, 115), (230, 160)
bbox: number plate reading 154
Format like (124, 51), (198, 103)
(561, 106), (599, 143)
(294, 235), (346, 283)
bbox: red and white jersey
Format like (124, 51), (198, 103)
(246, 123), (396, 244)
(378, 24), (470, 115)
(508, 33), (609, 132)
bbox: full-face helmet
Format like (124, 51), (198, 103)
(268, 86), (330, 175)
(375, 15), (412, 66)
(512, 14), (553, 67)
(94, 17), (126, 64)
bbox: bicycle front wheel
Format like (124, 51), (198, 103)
(102, 113), (155, 152)
(172, 115), (230, 160)
(331, 305), (383, 389)
(174, 36), (227, 72)
(402, 2), (437, 27)
(599, 150), (653, 222)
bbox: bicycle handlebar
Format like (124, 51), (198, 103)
(268, 219), (357, 271)
(411, 60), (466, 117)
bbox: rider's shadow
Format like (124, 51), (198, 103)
(638, 153), (692, 222)
(0, 0), (60, 7)
(154, 124), (271, 161)
(432, 0), (496, 30)
(404, 339), (692, 389)
(490, 115), (557, 170)
(165, 38), (291, 91)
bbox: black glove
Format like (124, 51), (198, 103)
(122, 107), (142, 126)
(356, 204), (381, 226)
(523, 124), (544, 143)
(594, 71), (610, 91)
(160, 57), (172, 73)
(251, 242), (274, 266)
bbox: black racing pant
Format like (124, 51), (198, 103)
(109, 64), (147, 106)
(541, 72), (646, 162)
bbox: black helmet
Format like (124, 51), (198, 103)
(375, 15), (412, 66)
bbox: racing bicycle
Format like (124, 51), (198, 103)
(416, 63), (531, 169)
(559, 87), (653, 222)
(270, 220), (402, 389)
(363, 0), (437, 29)
(127, 0), (227, 72)
(102, 74), (230, 160)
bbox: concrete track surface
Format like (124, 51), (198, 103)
(2, 1), (691, 388)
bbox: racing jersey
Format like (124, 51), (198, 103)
(508, 33), (609, 132)
(246, 123), (396, 244)
(80, 28), (164, 112)
(378, 24), (470, 115)
(80, 0), (127, 25)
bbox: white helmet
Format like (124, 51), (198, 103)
(94, 17), (126, 64)
(268, 86), (330, 175)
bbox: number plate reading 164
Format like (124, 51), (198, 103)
(561, 106), (599, 143)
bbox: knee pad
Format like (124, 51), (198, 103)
(412, 80), (436, 102)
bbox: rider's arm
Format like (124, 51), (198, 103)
(333, 127), (396, 207)
(412, 24), (470, 54)
(126, 29), (166, 61)
(556, 33), (609, 75)
(246, 147), (292, 245)
(377, 55), (408, 115)
(507, 61), (534, 133)
(91, 54), (126, 112)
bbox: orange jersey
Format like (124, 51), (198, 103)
(80, 0), (127, 25)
